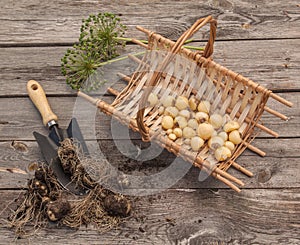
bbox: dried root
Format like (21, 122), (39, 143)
(47, 198), (71, 222)
(8, 138), (132, 237)
(57, 138), (96, 189)
(8, 164), (62, 237)
(63, 186), (122, 232)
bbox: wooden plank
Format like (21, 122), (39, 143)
(0, 189), (299, 244)
(0, 138), (299, 189)
(0, 92), (298, 141)
(1, 1), (298, 243)
(0, 0), (299, 45)
(214, 39), (300, 92)
(0, 45), (139, 96)
(0, 38), (299, 96)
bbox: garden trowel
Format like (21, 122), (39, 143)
(27, 80), (88, 195)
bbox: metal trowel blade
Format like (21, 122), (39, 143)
(33, 131), (87, 195)
(66, 118), (89, 156)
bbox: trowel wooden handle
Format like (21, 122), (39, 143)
(27, 80), (58, 127)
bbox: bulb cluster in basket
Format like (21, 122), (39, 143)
(147, 93), (242, 162)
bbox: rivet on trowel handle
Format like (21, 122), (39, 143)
(27, 80), (58, 128)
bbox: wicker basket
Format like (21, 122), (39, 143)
(79, 16), (292, 192)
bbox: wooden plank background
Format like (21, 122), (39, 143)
(0, 0), (299, 44)
(0, 0), (299, 244)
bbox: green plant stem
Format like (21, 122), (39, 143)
(97, 51), (146, 66)
(114, 37), (148, 44)
(182, 45), (204, 51)
(184, 39), (195, 44)
(114, 37), (203, 50)
(93, 43), (204, 68)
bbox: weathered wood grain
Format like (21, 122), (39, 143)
(1, 189), (299, 244)
(0, 0), (300, 45)
(0, 91), (297, 141)
(0, 38), (299, 97)
(0, 137), (299, 189)
(0, 1), (299, 243)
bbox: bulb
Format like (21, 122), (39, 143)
(195, 112), (209, 123)
(158, 106), (165, 115)
(161, 115), (174, 130)
(174, 116), (188, 129)
(187, 119), (199, 130)
(166, 129), (173, 135)
(164, 106), (179, 118)
(188, 97), (198, 111)
(224, 141), (235, 151)
(147, 93), (158, 107)
(168, 133), (177, 141)
(162, 95), (175, 107)
(197, 100), (210, 114)
(190, 136), (204, 151)
(218, 131), (228, 141)
(197, 123), (214, 140)
(208, 136), (225, 150)
(173, 128), (183, 138)
(175, 96), (189, 110)
(212, 130), (218, 137)
(214, 146), (232, 161)
(209, 113), (223, 129)
(179, 109), (190, 119)
(182, 127), (196, 138)
(223, 121), (240, 133)
(229, 130), (242, 144)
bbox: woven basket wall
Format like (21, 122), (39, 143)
(79, 16), (292, 192)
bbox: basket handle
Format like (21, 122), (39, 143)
(172, 15), (217, 59)
(137, 16), (217, 141)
